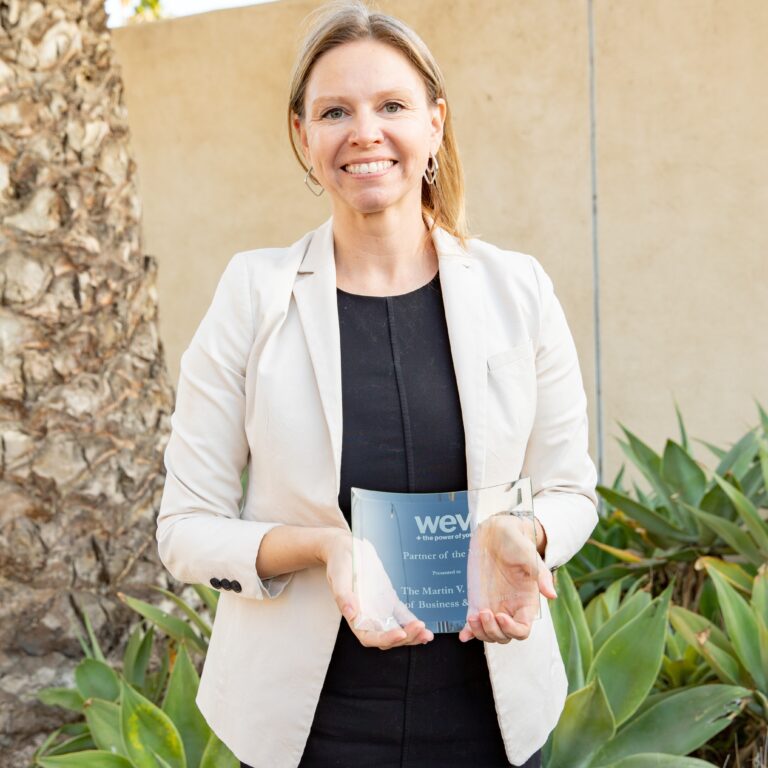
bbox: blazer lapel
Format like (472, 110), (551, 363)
(292, 218), (488, 497)
(433, 228), (488, 491)
(292, 218), (344, 496)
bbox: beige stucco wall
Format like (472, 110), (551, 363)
(594, 0), (768, 478)
(112, 0), (767, 482)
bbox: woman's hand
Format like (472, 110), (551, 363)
(319, 529), (434, 650)
(458, 515), (556, 644)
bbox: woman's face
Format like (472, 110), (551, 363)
(294, 39), (446, 221)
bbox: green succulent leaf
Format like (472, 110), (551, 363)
(683, 504), (764, 566)
(37, 687), (84, 714)
(669, 606), (743, 686)
(34, 727), (63, 759)
(199, 731), (239, 768)
(59, 722), (90, 736)
(588, 587), (671, 727)
(37, 752), (134, 768)
(555, 567), (593, 675)
(191, 584), (219, 617)
(43, 734), (96, 756)
(715, 430), (758, 480)
(587, 540), (645, 564)
(575, 563), (650, 586)
(710, 473), (768, 555)
(592, 684), (747, 764)
(597, 486), (691, 543)
(674, 401), (689, 451)
(123, 625), (146, 688)
(739, 460), (765, 499)
(618, 427), (678, 513)
(80, 610), (106, 663)
(758, 401), (768, 433)
(661, 439), (706, 507)
(550, 590), (584, 693)
(121, 680), (187, 768)
(162, 643), (210, 768)
(152, 587), (212, 639)
(75, 659), (120, 702)
(699, 480), (738, 524)
(695, 557), (753, 594)
(129, 626), (156, 693)
(547, 678), (615, 768)
(705, 568), (767, 690)
(592, 591), (651, 655)
(83, 698), (124, 755)
(758, 440), (768, 494)
(756, 618), (768, 694)
(665, 628), (686, 660)
(598, 755), (718, 768)
(119, 593), (206, 653)
(602, 579), (625, 614)
(752, 565), (768, 621)
(152, 754), (175, 768)
(585, 593), (612, 637)
(145, 642), (172, 704)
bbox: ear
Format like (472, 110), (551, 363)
(292, 112), (310, 164)
(429, 98), (447, 155)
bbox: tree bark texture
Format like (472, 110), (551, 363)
(0, 1), (174, 763)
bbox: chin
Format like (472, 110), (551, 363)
(346, 194), (397, 215)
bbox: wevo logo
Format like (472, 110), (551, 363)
(414, 512), (471, 535)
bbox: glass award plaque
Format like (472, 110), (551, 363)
(350, 478), (540, 634)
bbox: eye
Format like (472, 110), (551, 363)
(383, 101), (404, 114)
(321, 107), (345, 120)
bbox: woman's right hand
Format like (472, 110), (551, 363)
(320, 529), (434, 650)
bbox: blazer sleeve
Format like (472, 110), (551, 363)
(521, 256), (599, 570)
(156, 251), (292, 600)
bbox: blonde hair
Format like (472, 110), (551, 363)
(288, 1), (469, 244)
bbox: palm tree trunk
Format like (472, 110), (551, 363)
(0, 1), (174, 762)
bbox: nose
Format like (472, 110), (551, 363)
(348, 108), (383, 146)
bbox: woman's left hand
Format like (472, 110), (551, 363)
(458, 515), (556, 644)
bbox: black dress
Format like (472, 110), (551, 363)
(243, 273), (541, 768)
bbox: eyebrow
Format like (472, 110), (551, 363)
(310, 89), (416, 109)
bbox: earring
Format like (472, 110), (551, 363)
(423, 153), (439, 185)
(304, 165), (324, 197)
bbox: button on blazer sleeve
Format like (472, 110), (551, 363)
(521, 256), (599, 569)
(156, 252), (291, 600)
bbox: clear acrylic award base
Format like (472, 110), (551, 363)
(351, 478), (540, 634)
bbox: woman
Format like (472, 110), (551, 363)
(156, 2), (598, 767)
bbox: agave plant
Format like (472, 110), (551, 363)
(569, 403), (768, 613)
(543, 567), (748, 768)
(34, 585), (236, 768)
(671, 558), (768, 763)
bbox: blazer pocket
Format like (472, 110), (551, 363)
(487, 339), (534, 372)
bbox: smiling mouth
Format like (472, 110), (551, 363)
(343, 160), (397, 175)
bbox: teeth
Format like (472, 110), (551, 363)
(345, 160), (394, 174)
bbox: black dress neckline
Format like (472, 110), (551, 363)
(336, 271), (439, 299)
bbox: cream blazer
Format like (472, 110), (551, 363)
(156, 217), (598, 767)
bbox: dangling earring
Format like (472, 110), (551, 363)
(304, 165), (324, 197)
(423, 153), (439, 185)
